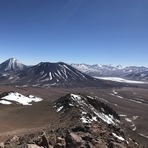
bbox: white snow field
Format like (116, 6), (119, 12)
(0, 92), (42, 105)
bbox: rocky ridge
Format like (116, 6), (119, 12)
(2, 94), (146, 148)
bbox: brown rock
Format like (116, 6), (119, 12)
(5, 135), (21, 147)
(0, 142), (4, 148)
(10, 135), (20, 143)
(109, 142), (126, 148)
(65, 132), (86, 147)
(49, 134), (57, 145)
(70, 132), (83, 143)
(33, 136), (42, 146)
(56, 137), (66, 146)
(27, 144), (43, 148)
(41, 132), (49, 148)
(54, 143), (65, 148)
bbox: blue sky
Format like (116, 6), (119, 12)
(0, 0), (148, 66)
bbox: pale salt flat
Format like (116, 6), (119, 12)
(95, 77), (146, 84)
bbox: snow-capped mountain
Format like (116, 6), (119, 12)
(0, 58), (148, 86)
(71, 63), (124, 76)
(12, 62), (108, 87)
(126, 70), (148, 80)
(71, 63), (148, 80)
(0, 58), (26, 72)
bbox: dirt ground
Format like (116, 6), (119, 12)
(0, 86), (147, 142)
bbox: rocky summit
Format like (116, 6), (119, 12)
(2, 94), (145, 148)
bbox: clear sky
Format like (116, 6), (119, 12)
(0, 0), (148, 66)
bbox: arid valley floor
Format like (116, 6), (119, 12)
(0, 86), (147, 147)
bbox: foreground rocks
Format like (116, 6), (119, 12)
(3, 122), (144, 148)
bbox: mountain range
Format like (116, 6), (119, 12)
(0, 58), (111, 87)
(71, 63), (148, 81)
(0, 58), (147, 87)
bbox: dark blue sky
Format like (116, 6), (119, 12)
(0, 0), (148, 66)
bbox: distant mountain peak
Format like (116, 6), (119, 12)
(13, 62), (108, 87)
(6, 58), (21, 65)
(0, 58), (26, 72)
(8, 58), (16, 61)
(116, 65), (123, 69)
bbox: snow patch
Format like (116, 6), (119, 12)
(87, 96), (95, 100)
(131, 124), (136, 131)
(113, 90), (118, 95)
(0, 100), (12, 105)
(49, 72), (52, 80)
(56, 94), (120, 126)
(125, 116), (138, 131)
(71, 94), (82, 101)
(125, 118), (132, 122)
(80, 116), (97, 123)
(80, 112), (97, 123)
(50, 83), (57, 86)
(133, 116), (139, 120)
(119, 114), (127, 117)
(57, 106), (63, 112)
(116, 95), (123, 99)
(1, 92), (42, 105)
(139, 133), (148, 139)
(71, 94), (120, 125)
(112, 133), (125, 141)
(9, 76), (14, 80)
(130, 99), (142, 104)
(93, 111), (117, 125)
(40, 78), (50, 82)
(69, 103), (74, 106)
